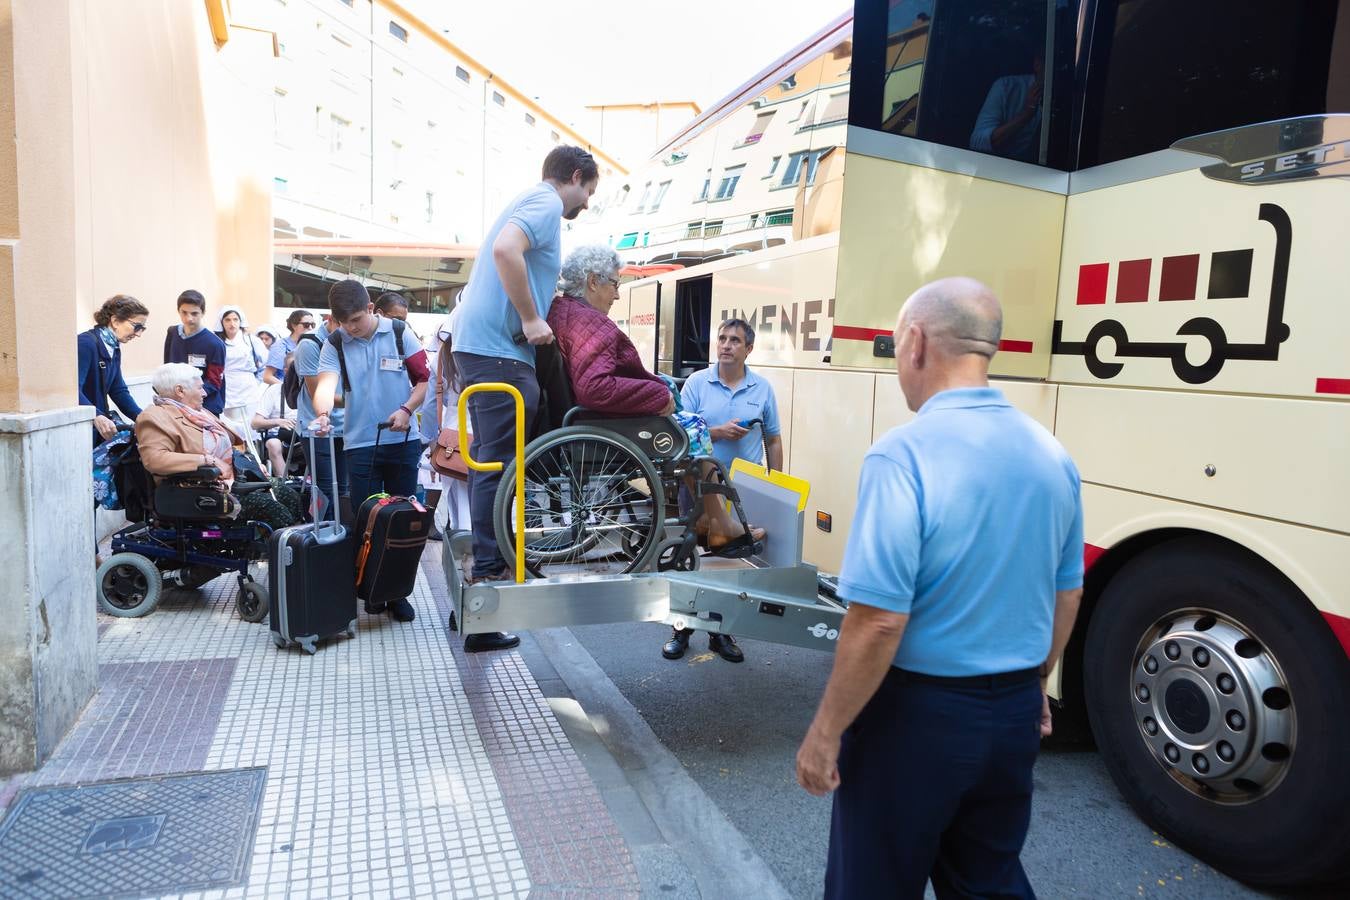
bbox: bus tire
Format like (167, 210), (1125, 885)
(1083, 536), (1350, 886)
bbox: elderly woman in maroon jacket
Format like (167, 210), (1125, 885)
(548, 245), (761, 548)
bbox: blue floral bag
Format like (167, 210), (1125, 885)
(92, 432), (132, 510)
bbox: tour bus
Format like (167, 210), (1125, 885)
(272, 240), (476, 336)
(591, 0), (1350, 886)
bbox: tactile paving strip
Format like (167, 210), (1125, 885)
(0, 767), (266, 899)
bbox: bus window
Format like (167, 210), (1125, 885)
(1079, 0), (1349, 168)
(861, 0), (1075, 169)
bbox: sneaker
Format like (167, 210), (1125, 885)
(387, 597), (415, 622)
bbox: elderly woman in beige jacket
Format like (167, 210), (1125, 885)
(136, 363), (250, 485)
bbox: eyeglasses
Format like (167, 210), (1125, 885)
(130, 322), (148, 333)
(598, 276), (620, 289)
(300, 321), (316, 329)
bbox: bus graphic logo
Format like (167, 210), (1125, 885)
(1051, 204), (1291, 385)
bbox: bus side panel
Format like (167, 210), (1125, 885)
(832, 152), (1064, 378)
(1051, 171), (1350, 400)
(1081, 482), (1350, 629)
(1057, 385), (1350, 535)
(753, 366), (795, 475)
(710, 244), (840, 370)
(625, 282), (659, 372)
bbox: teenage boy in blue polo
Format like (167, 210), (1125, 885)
(310, 279), (430, 623)
(294, 316), (347, 520)
(163, 289), (226, 415)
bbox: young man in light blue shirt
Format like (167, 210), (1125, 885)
(311, 279), (431, 623)
(663, 318), (785, 664)
(450, 145), (599, 653)
(294, 317), (346, 518)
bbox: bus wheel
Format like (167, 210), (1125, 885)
(1083, 536), (1350, 886)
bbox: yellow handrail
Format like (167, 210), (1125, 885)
(457, 383), (526, 584)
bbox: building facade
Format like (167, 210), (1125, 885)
(234, 0), (624, 244)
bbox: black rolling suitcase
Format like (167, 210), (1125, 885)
(354, 492), (433, 612)
(269, 434), (358, 654)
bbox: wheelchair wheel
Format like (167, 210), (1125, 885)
(493, 426), (666, 578)
(97, 553), (162, 618)
(236, 580), (269, 623)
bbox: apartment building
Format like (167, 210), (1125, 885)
(233, 0), (624, 243)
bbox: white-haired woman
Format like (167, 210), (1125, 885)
(547, 245), (763, 549)
(136, 363), (249, 486)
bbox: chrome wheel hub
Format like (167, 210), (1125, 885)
(1132, 611), (1294, 803)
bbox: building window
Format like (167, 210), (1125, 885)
(616, 232), (639, 250)
(524, 113), (536, 126)
(741, 110), (775, 145)
(455, 66), (470, 84)
(683, 222), (702, 239)
(764, 208), (794, 227)
(649, 181), (672, 213)
(635, 181), (653, 212)
(697, 169), (712, 201)
(273, 176), (289, 194)
(780, 148), (830, 187)
(389, 20), (408, 42)
(816, 91), (850, 126)
(391, 140), (403, 171)
(391, 66), (404, 78)
(550, 130), (560, 142)
(765, 156), (781, 178)
(703, 220), (724, 237)
(789, 98), (812, 123)
(425, 192), (435, 224)
(492, 91), (506, 107)
(715, 165), (745, 200)
(336, 0), (352, 5)
(329, 114), (350, 153)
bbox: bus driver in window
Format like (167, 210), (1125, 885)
(970, 52), (1044, 163)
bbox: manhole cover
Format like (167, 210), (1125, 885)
(0, 767), (266, 898)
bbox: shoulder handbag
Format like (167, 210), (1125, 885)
(428, 341), (468, 480)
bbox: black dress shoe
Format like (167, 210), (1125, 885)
(709, 633), (744, 663)
(387, 597), (416, 622)
(662, 628), (693, 660)
(464, 631), (520, 653)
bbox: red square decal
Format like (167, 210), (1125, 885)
(1076, 263), (1109, 305)
(1159, 254), (1200, 301)
(1115, 258), (1151, 303)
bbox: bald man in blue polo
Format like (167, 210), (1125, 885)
(795, 277), (1084, 899)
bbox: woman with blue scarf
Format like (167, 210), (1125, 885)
(78, 294), (149, 445)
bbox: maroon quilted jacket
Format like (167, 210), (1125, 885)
(547, 295), (670, 415)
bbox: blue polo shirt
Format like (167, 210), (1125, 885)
(293, 327), (343, 436)
(453, 182), (563, 367)
(838, 387), (1084, 677)
(680, 364), (781, 470)
(317, 316), (422, 451)
(265, 335), (298, 374)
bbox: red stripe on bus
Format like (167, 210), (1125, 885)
(832, 325), (891, 341)
(1084, 543), (1106, 572)
(832, 327), (1033, 354)
(1315, 378), (1350, 395)
(1322, 612), (1350, 660)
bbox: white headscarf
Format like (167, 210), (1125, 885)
(213, 305), (252, 332)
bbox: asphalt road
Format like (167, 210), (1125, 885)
(567, 621), (1284, 900)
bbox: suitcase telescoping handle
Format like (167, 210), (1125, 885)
(307, 431), (345, 543)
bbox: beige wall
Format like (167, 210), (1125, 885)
(70, 0), (275, 382)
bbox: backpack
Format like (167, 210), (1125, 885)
(281, 333), (323, 409)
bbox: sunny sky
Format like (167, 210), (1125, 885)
(405, 0), (851, 128)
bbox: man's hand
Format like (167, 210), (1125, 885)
(522, 317), (554, 346)
(658, 396), (676, 416)
(94, 414), (118, 441)
(387, 407), (412, 432)
(796, 724), (842, 796)
(710, 421), (749, 442)
(1040, 688), (1053, 738)
(311, 413), (331, 436)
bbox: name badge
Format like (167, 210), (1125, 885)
(379, 356), (404, 372)
(188, 354), (206, 367)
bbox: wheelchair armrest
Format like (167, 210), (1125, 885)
(167, 465), (221, 483)
(232, 480), (273, 495)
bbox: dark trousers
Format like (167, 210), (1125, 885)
(307, 436), (348, 519)
(453, 351), (539, 578)
(346, 433), (421, 508)
(825, 668), (1042, 900)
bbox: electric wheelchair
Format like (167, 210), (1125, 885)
(95, 433), (283, 621)
(487, 350), (765, 579)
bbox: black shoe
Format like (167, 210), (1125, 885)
(447, 610), (458, 632)
(387, 597), (416, 622)
(365, 599), (388, 615)
(709, 633), (744, 663)
(427, 525), (444, 542)
(464, 631), (520, 653)
(662, 628), (693, 660)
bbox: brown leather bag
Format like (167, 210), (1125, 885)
(429, 339), (469, 481)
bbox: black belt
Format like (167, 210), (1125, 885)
(891, 666), (1040, 689)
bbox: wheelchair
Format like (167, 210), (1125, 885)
(488, 366), (765, 580)
(95, 434), (279, 622)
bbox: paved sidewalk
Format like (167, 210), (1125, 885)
(0, 548), (640, 899)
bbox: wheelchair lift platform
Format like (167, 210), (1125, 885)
(445, 460), (847, 653)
